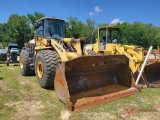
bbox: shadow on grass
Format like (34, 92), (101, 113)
(46, 88), (54, 91)
(13, 64), (19, 66)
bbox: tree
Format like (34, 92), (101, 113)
(66, 17), (84, 38)
(115, 22), (160, 48)
(1, 12), (160, 49)
(66, 17), (96, 43)
(0, 23), (10, 47)
(27, 12), (45, 36)
(7, 14), (32, 48)
(83, 19), (96, 43)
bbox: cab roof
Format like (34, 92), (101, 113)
(36, 17), (65, 22)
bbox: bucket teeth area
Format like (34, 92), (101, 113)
(70, 84), (139, 111)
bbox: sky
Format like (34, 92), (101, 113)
(0, 0), (160, 26)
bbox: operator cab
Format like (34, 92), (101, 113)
(99, 27), (121, 51)
(34, 17), (65, 40)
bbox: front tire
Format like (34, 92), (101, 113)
(6, 59), (10, 66)
(19, 50), (34, 76)
(35, 50), (60, 88)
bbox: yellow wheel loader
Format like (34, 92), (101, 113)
(19, 18), (140, 111)
(85, 27), (154, 87)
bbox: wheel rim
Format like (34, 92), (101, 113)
(19, 58), (24, 69)
(37, 60), (43, 78)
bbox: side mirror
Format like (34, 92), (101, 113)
(34, 23), (38, 29)
(68, 25), (72, 31)
(34, 21), (42, 29)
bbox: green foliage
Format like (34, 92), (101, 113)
(7, 14), (31, 48)
(0, 12), (45, 48)
(27, 12), (45, 36)
(0, 12), (160, 48)
(66, 17), (96, 43)
(115, 22), (160, 48)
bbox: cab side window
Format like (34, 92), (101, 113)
(36, 24), (43, 36)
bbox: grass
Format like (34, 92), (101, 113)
(0, 63), (160, 120)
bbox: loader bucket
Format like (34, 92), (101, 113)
(144, 62), (160, 87)
(54, 55), (140, 111)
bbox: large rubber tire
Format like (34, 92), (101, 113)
(86, 49), (96, 55)
(19, 50), (35, 76)
(35, 50), (60, 88)
(6, 59), (10, 66)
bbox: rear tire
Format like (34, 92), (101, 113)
(35, 50), (60, 88)
(86, 49), (96, 55)
(19, 50), (35, 76)
(6, 59), (9, 66)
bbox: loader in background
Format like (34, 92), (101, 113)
(19, 17), (140, 111)
(143, 47), (160, 87)
(85, 26), (159, 87)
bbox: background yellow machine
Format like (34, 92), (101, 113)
(85, 27), (150, 85)
(19, 18), (140, 111)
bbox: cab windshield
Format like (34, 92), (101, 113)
(100, 28), (120, 43)
(44, 19), (65, 39)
